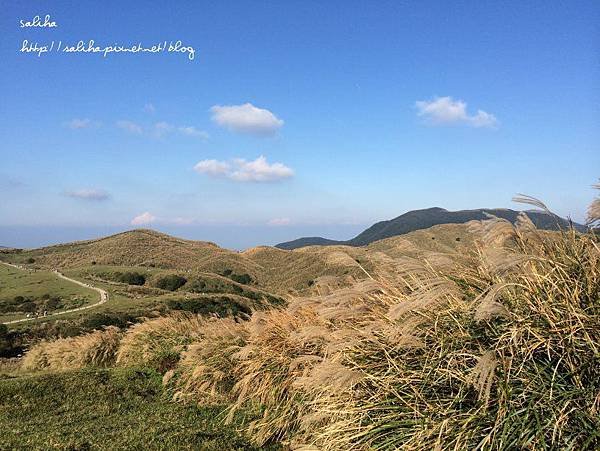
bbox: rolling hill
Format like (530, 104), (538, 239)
(276, 207), (585, 249)
(0, 229), (369, 296)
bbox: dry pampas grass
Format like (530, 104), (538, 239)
(22, 326), (121, 371)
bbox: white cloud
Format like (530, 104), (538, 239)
(469, 110), (498, 128)
(64, 189), (110, 201)
(194, 156), (293, 183)
(143, 103), (156, 113)
(415, 96), (498, 128)
(116, 120), (143, 134)
(210, 103), (284, 136)
(131, 212), (157, 226)
(194, 159), (231, 176)
(66, 118), (100, 129)
(267, 217), (291, 226)
(230, 156), (294, 182)
(178, 126), (209, 139)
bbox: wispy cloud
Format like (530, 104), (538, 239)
(143, 103), (156, 113)
(117, 120), (208, 139)
(130, 212), (192, 226)
(116, 120), (143, 134)
(178, 126), (209, 139)
(194, 155), (294, 182)
(66, 118), (100, 130)
(64, 189), (110, 201)
(153, 121), (175, 138)
(210, 103), (284, 136)
(267, 217), (291, 226)
(415, 96), (498, 128)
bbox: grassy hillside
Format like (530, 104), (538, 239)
(0, 264), (97, 322)
(0, 224), (473, 330)
(0, 229), (369, 295)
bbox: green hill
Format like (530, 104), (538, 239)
(276, 207), (585, 249)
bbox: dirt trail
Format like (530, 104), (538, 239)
(0, 261), (109, 325)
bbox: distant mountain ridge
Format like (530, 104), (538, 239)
(276, 207), (585, 250)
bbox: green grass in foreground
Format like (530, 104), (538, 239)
(0, 367), (274, 450)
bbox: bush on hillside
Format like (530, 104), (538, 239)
(167, 297), (251, 318)
(0, 325), (12, 357)
(82, 313), (137, 331)
(230, 273), (252, 285)
(220, 269), (253, 285)
(155, 275), (187, 291)
(117, 272), (146, 286)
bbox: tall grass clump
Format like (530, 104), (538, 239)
(116, 313), (205, 371)
(22, 326), (121, 371)
(173, 317), (248, 405)
(225, 307), (330, 445)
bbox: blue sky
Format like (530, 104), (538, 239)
(1, 1), (599, 249)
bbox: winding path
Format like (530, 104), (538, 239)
(0, 261), (109, 325)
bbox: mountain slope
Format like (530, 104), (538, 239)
(276, 207), (584, 249)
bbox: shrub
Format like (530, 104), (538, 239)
(167, 297), (251, 318)
(26, 258), (35, 264)
(117, 271), (146, 286)
(155, 275), (187, 291)
(0, 327), (22, 358)
(0, 324), (10, 356)
(220, 269), (253, 285)
(19, 301), (36, 312)
(231, 273), (252, 285)
(44, 297), (61, 310)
